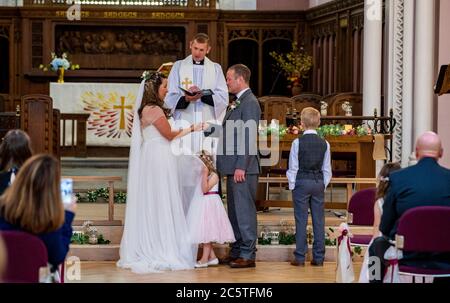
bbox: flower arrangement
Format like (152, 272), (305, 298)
(316, 124), (373, 138)
(70, 221), (110, 245)
(269, 42), (313, 89)
(258, 120), (288, 138)
(39, 52), (79, 71)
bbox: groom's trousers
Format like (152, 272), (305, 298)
(226, 174), (258, 260)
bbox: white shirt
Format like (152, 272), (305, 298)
(286, 129), (332, 190)
(235, 87), (250, 100)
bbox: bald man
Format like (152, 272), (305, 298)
(369, 131), (450, 282)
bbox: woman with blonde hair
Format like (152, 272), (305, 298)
(0, 154), (76, 269)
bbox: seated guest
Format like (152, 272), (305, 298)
(0, 130), (33, 195)
(0, 154), (76, 269)
(369, 131), (450, 282)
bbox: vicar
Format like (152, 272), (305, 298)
(165, 33), (228, 153)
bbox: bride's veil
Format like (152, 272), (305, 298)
(117, 79), (145, 265)
(177, 154), (206, 215)
(119, 79), (201, 267)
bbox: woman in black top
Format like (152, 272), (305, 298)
(0, 130), (33, 195)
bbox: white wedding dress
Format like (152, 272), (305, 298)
(117, 80), (196, 273)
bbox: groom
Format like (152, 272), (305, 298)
(216, 64), (261, 268)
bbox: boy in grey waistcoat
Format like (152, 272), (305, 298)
(286, 107), (332, 266)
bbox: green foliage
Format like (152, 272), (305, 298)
(97, 234), (111, 244)
(96, 187), (109, 200)
(325, 237), (336, 246)
(353, 246), (362, 256)
(269, 42), (313, 87)
(317, 124), (344, 138)
(278, 231), (296, 245)
(355, 124), (373, 136)
(317, 124), (374, 138)
(76, 188), (127, 203)
(258, 237), (272, 245)
(259, 124), (288, 138)
(70, 232), (110, 245)
(86, 190), (99, 203)
(114, 191), (127, 204)
(71, 233), (89, 244)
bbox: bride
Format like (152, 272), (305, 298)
(117, 72), (204, 273)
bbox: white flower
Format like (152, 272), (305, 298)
(229, 99), (241, 111)
(141, 70), (150, 80)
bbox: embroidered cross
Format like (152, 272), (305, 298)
(114, 96), (133, 130)
(181, 77), (192, 89)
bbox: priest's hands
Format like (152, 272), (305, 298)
(184, 85), (203, 102)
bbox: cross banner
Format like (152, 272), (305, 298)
(50, 82), (140, 146)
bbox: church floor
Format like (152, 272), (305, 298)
(67, 261), (363, 283)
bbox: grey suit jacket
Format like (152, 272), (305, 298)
(216, 89), (261, 175)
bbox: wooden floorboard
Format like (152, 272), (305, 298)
(67, 261), (363, 283)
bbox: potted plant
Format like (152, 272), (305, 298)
(269, 42), (313, 96)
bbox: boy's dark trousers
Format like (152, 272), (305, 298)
(292, 178), (325, 263)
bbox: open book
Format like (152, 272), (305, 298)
(179, 86), (214, 96)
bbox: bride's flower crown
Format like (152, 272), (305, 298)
(141, 71), (163, 83)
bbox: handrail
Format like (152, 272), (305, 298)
(63, 175), (122, 222)
(258, 177), (377, 209)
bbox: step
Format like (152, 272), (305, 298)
(67, 243), (367, 262)
(68, 244), (120, 261)
(72, 225), (123, 244)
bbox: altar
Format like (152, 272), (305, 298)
(50, 82), (140, 147)
(259, 134), (383, 179)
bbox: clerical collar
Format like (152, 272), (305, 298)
(193, 59), (204, 65)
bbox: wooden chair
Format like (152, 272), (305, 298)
(327, 92), (363, 116)
(21, 94), (54, 155)
(259, 96), (293, 124)
(291, 93), (322, 113)
(0, 112), (20, 140)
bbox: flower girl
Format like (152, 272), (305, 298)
(187, 150), (235, 268)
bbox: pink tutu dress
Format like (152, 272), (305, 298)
(187, 181), (236, 244)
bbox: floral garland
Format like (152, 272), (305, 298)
(316, 124), (373, 138)
(259, 121), (288, 138)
